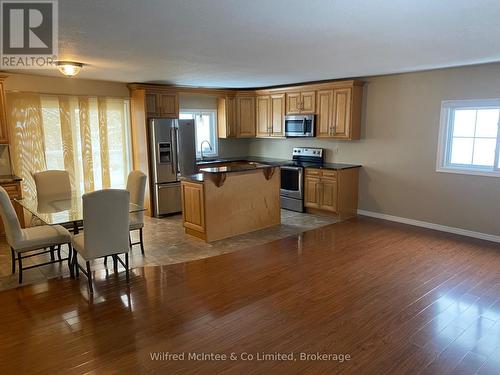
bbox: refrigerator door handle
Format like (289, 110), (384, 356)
(171, 125), (180, 177)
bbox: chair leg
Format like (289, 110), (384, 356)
(139, 228), (145, 255)
(57, 245), (62, 261)
(73, 249), (79, 278)
(68, 243), (74, 279)
(17, 254), (23, 284)
(10, 248), (15, 274)
(50, 246), (55, 261)
(125, 252), (129, 282)
(129, 234), (132, 248)
(113, 255), (118, 272)
(86, 261), (93, 293)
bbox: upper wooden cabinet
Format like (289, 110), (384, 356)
(286, 91), (316, 115)
(256, 95), (271, 137)
(315, 84), (363, 140)
(236, 96), (256, 138)
(270, 94), (285, 136)
(256, 94), (285, 138)
(217, 95), (237, 138)
(145, 91), (179, 118)
(0, 75), (10, 144)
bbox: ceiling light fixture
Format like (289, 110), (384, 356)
(56, 61), (83, 77)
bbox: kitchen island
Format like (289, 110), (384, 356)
(180, 162), (280, 242)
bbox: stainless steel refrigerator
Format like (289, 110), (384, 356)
(149, 118), (196, 217)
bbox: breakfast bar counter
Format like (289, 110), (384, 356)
(180, 162), (280, 242)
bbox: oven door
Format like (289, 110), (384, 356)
(280, 166), (303, 199)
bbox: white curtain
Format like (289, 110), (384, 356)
(7, 92), (132, 199)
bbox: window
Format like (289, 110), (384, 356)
(7, 92), (132, 198)
(437, 99), (500, 177)
(179, 110), (218, 158)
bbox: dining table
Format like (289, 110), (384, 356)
(16, 193), (145, 235)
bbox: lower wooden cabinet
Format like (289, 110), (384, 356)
(304, 167), (359, 220)
(181, 182), (205, 233)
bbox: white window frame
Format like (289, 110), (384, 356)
(180, 109), (218, 159)
(436, 99), (500, 178)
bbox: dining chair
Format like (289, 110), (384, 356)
(32, 170), (72, 201)
(72, 189), (130, 293)
(33, 170), (83, 235)
(127, 170), (147, 254)
(0, 187), (73, 284)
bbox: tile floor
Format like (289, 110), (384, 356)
(0, 209), (337, 291)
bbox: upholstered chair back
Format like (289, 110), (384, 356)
(0, 187), (23, 246)
(126, 170), (147, 224)
(33, 170), (72, 200)
(82, 189), (130, 259)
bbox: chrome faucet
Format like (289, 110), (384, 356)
(200, 140), (213, 160)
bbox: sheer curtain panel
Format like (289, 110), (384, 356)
(7, 92), (131, 199)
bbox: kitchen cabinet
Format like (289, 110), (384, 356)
(256, 94), (285, 137)
(271, 94), (285, 136)
(145, 91), (179, 118)
(236, 96), (256, 137)
(181, 181), (205, 233)
(286, 90), (316, 115)
(316, 89), (334, 138)
(256, 95), (271, 137)
(217, 96), (237, 138)
(0, 75), (10, 144)
(304, 175), (321, 209)
(316, 85), (362, 140)
(304, 167), (359, 220)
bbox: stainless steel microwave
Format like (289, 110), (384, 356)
(284, 115), (315, 137)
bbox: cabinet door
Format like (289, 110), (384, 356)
(332, 88), (351, 138)
(158, 93), (179, 118)
(286, 92), (301, 115)
(316, 90), (333, 138)
(304, 176), (321, 209)
(226, 97), (236, 137)
(300, 91), (316, 114)
(236, 96), (256, 137)
(270, 94), (285, 136)
(256, 96), (271, 137)
(181, 182), (205, 232)
(217, 96), (236, 138)
(145, 93), (160, 117)
(320, 177), (338, 212)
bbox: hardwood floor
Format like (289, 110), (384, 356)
(1, 216), (500, 374)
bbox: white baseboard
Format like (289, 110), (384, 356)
(357, 209), (500, 244)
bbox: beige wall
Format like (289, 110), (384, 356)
(4, 73), (129, 97)
(248, 63), (500, 236)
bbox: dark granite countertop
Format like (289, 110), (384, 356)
(183, 157), (361, 183)
(196, 157), (361, 170)
(199, 162), (277, 174)
(0, 175), (22, 183)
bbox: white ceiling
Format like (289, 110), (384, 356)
(7, 0), (500, 87)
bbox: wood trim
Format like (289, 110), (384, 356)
(129, 89), (152, 215)
(128, 79), (365, 96)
